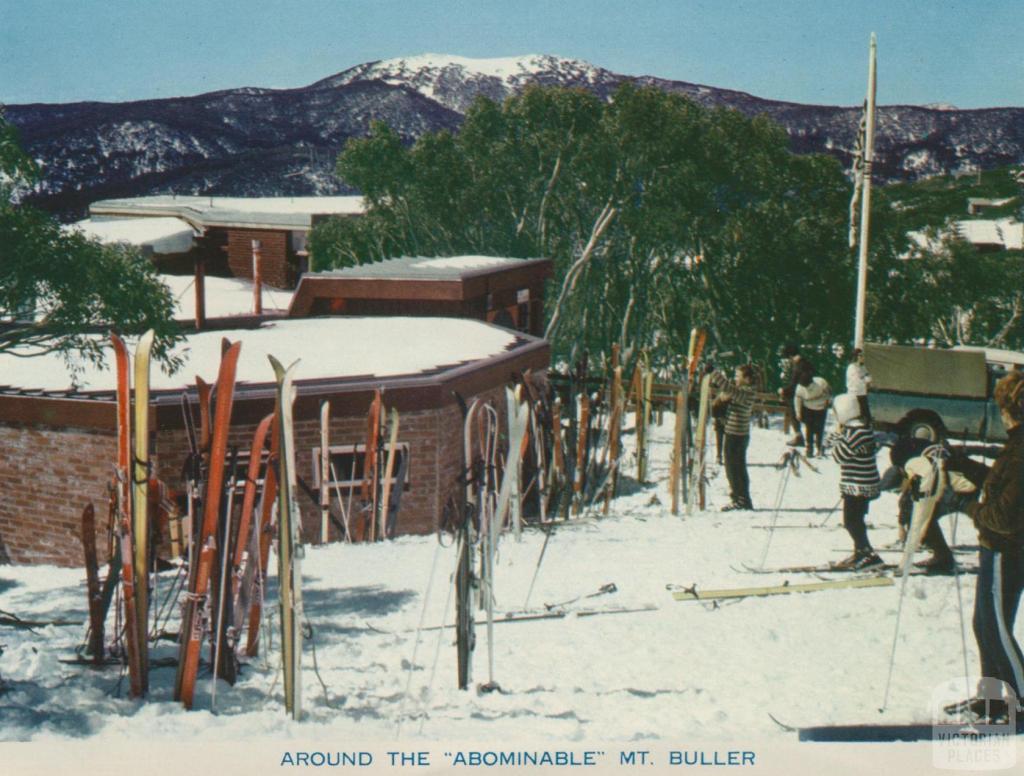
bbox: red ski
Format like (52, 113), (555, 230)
(227, 412), (274, 657)
(175, 340), (242, 709)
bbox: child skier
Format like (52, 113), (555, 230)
(829, 393), (883, 569)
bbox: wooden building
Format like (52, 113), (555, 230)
(289, 255), (552, 337)
(87, 195), (365, 288)
(0, 318), (548, 566)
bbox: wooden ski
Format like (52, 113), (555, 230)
(671, 575), (893, 602)
(175, 340), (242, 709)
(132, 329), (154, 693)
(79, 502), (104, 663)
(110, 333), (144, 698)
(378, 407), (400, 541)
(269, 355), (303, 720)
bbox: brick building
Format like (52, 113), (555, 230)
(290, 255), (552, 337)
(0, 318), (548, 567)
(86, 195), (366, 288)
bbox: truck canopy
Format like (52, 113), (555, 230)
(863, 343), (988, 399)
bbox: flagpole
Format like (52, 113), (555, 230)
(853, 33), (877, 349)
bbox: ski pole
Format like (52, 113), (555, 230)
(756, 452), (795, 570)
(817, 496), (842, 527)
(523, 523), (554, 610)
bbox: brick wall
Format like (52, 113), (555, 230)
(0, 386), (511, 567)
(153, 385), (507, 546)
(0, 423), (116, 567)
(225, 229), (292, 289)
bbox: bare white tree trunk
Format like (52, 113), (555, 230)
(545, 202), (618, 341)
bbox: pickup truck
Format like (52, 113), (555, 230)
(863, 343), (1024, 442)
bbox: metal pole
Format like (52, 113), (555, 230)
(853, 33), (877, 349)
(252, 239), (263, 316)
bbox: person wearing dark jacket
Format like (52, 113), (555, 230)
(710, 365), (756, 511)
(828, 393), (883, 569)
(949, 371), (1024, 722)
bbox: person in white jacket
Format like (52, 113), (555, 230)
(845, 348), (872, 424)
(794, 367), (831, 457)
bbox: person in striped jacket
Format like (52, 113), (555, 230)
(828, 393), (883, 569)
(710, 365), (757, 511)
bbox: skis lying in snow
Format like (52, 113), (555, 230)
(669, 576), (893, 602)
(737, 561), (979, 577)
(787, 720), (1023, 742)
(419, 604), (658, 631)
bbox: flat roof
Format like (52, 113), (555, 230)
(0, 318), (530, 397)
(160, 274), (293, 321)
(317, 255), (543, 281)
(67, 217), (197, 255)
(89, 195), (366, 231)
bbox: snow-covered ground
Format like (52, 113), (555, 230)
(0, 413), (999, 768)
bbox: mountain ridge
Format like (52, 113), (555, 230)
(6, 53), (1024, 220)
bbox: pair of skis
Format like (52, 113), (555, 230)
(356, 391), (403, 542)
(102, 331), (155, 697)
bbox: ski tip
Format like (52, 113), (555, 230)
(136, 328), (156, 353)
(267, 354), (301, 380)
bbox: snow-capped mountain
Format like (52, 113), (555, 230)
(6, 53), (1024, 220)
(312, 54), (621, 113)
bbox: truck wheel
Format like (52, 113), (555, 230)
(900, 413), (945, 442)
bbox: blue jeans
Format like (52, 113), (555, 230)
(973, 547), (1024, 699)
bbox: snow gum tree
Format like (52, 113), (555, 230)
(315, 84), (894, 380)
(0, 113), (182, 373)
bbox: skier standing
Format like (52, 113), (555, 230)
(829, 393), (883, 569)
(845, 348), (872, 424)
(793, 365), (831, 458)
(778, 344), (804, 445)
(949, 371), (1024, 722)
(710, 365), (756, 511)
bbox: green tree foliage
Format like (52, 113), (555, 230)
(311, 84), (951, 383)
(1, 112), (182, 372)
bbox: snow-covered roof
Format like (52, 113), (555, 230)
(160, 274), (292, 321)
(318, 254), (538, 281)
(89, 195), (366, 231)
(955, 218), (1023, 250)
(904, 219), (1024, 258)
(0, 318), (519, 394)
(66, 217), (197, 255)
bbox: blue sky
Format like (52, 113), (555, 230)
(1, 0), (1020, 108)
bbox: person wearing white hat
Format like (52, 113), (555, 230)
(829, 393), (883, 569)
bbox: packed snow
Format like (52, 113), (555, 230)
(90, 195), (366, 227)
(410, 256), (517, 271)
(66, 217), (197, 255)
(0, 412), (997, 756)
(0, 318), (518, 393)
(159, 274), (292, 320)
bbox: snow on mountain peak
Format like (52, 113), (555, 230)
(312, 53), (613, 112)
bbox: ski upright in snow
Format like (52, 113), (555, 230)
(110, 333), (144, 697)
(269, 355), (303, 720)
(79, 502), (104, 663)
(132, 329), (155, 693)
(175, 340), (242, 709)
(688, 372), (712, 514)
